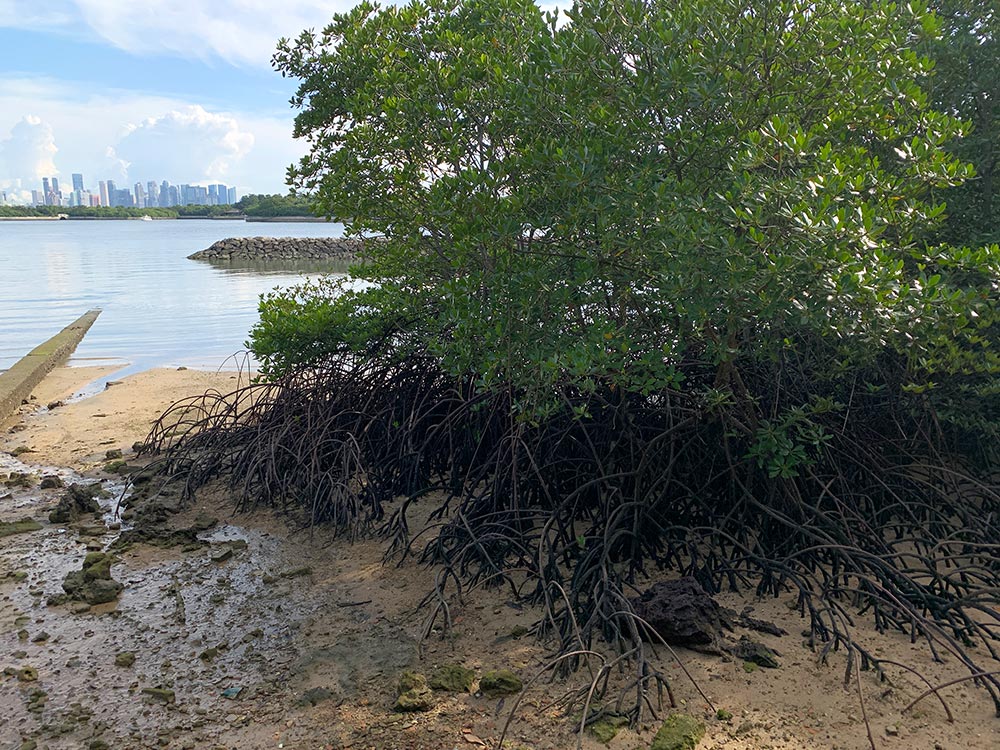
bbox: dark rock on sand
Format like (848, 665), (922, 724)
(48, 483), (102, 524)
(61, 552), (124, 605)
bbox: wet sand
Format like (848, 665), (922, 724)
(1, 367), (998, 750)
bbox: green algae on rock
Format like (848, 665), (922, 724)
(0, 517), (43, 537)
(395, 671), (434, 712)
(429, 664), (475, 692)
(588, 714), (629, 743)
(650, 714), (706, 750)
(478, 669), (522, 696)
(62, 552), (123, 605)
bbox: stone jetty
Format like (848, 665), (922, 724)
(187, 236), (362, 262)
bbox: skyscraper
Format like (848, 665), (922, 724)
(72, 173), (84, 192)
(106, 180), (117, 207)
(134, 182), (146, 209)
(99, 181), (109, 207)
(147, 181), (159, 207)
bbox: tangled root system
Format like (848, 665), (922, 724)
(141, 351), (1000, 725)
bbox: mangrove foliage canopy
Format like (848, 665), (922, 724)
(154, 0), (1000, 723)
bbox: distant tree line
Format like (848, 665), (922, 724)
(235, 193), (317, 217)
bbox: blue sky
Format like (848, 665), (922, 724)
(0, 1), (366, 201)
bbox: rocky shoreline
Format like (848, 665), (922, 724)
(188, 236), (361, 262)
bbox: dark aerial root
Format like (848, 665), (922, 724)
(140, 352), (1000, 730)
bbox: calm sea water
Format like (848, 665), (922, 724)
(0, 219), (345, 380)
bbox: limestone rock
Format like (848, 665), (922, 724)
(49, 483), (102, 524)
(62, 552), (124, 604)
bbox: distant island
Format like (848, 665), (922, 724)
(0, 193), (331, 221)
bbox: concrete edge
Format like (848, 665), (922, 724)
(0, 310), (101, 424)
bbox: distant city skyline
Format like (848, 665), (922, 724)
(20, 171), (239, 209)
(0, 2), (379, 204)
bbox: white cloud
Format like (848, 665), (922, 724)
(0, 1), (359, 67)
(0, 77), (304, 194)
(111, 106), (255, 184)
(0, 116), (60, 201)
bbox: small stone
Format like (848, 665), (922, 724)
(105, 449), (123, 460)
(210, 548), (233, 563)
(651, 713), (706, 750)
(141, 687), (176, 703)
(47, 400), (64, 410)
(478, 669), (522, 696)
(588, 714), (629, 743)
(395, 686), (434, 712)
(731, 636), (780, 669)
(40, 475), (64, 489)
(742, 661), (758, 673)
(31, 631), (49, 643)
(429, 664), (475, 693)
(199, 647), (219, 662)
(279, 566), (312, 579)
(885, 725), (900, 737)
(103, 459), (128, 475)
(115, 652), (136, 667)
(17, 666), (38, 682)
(295, 686), (334, 707)
(191, 514), (218, 531)
(398, 671), (427, 693)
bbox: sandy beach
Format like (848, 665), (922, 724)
(1, 366), (998, 750)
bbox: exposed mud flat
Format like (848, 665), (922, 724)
(1, 367), (998, 750)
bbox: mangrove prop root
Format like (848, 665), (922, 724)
(140, 352), (1000, 725)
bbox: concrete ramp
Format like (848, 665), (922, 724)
(0, 310), (101, 423)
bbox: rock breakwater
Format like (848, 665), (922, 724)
(188, 236), (361, 262)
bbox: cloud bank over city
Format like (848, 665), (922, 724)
(0, 1), (364, 202)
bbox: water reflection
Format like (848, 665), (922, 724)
(194, 257), (356, 277)
(0, 219), (347, 372)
